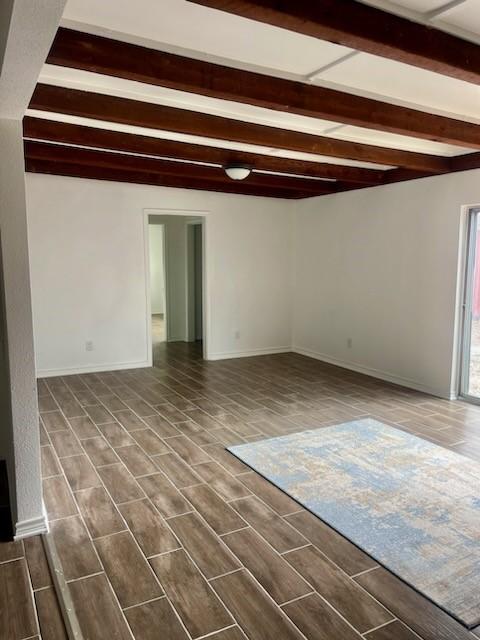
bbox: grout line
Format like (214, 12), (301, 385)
(350, 566), (380, 579)
(362, 617), (399, 636)
(278, 592), (315, 607)
(206, 567), (243, 582)
(122, 595), (166, 612)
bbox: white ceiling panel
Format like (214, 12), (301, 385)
(315, 51), (480, 123)
(61, 0), (352, 78)
(39, 65), (337, 135)
(369, 0), (448, 11)
(25, 110), (394, 170)
(438, 0), (480, 36)
(328, 125), (472, 156)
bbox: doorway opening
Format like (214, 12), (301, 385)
(460, 206), (480, 401)
(147, 214), (205, 364)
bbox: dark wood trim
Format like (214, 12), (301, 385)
(47, 28), (480, 149)
(187, 0), (480, 85)
(25, 158), (316, 199)
(23, 117), (383, 185)
(449, 152), (480, 173)
(29, 85), (450, 173)
(24, 141), (339, 197)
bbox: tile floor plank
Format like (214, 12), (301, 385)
(0, 558), (38, 640)
(356, 567), (473, 640)
(23, 536), (52, 590)
(61, 454), (102, 491)
(365, 620), (423, 639)
(222, 527), (312, 604)
(114, 444), (158, 477)
(211, 569), (304, 640)
(151, 549), (232, 638)
(153, 452), (202, 488)
(95, 531), (163, 608)
(284, 545), (393, 633)
(82, 437), (120, 466)
(138, 473), (192, 518)
(124, 597), (189, 640)
(35, 586), (68, 640)
(285, 510), (377, 576)
(168, 512), (240, 579)
(282, 592), (362, 640)
(50, 516), (102, 581)
(167, 435), (212, 465)
(231, 496), (305, 553)
(68, 415), (101, 439)
(69, 573), (132, 640)
(98, 463), (145, 503)
(43, 476), (78, 520)
(98, 422), (135, 448)
(238, 472), (302, 516)
(41, 445), (61, 478)
(181, 484), (246, 535)
(119, 499), (180, 557)
(194, 461), (251, 501)
(75, 486), (126, 538)
(130, 428), (170, 455)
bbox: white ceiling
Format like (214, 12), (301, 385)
(32, 0), (480, 170)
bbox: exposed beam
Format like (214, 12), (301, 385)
(24, 140), (339, 196)
(449, 152), (480, 173)
(187, 0), (480, 85)
(26, 157), (317, 198)
(29, 84), (450, 173)
(23, 116), (383, 184)
(46, 28), (480, 149)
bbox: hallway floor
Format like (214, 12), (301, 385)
(3, 344), (480, 639)
(152, 313), (165, 345)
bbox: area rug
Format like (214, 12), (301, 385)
(228, 418), (480, 628)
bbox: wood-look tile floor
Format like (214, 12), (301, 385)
(3, 341), (480, 639)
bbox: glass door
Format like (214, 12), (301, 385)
(460, 207), (480, 400)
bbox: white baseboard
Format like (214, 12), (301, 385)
(207, 346), (292, 361)
(37, 359), (152, 378)
(293, 346), (452, 400)
(15, 509), (48, 540)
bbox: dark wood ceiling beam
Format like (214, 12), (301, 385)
(46, 28), (480, 149)
(28, 84), (450, 173)
(26, 157), (316, 198)
(24, 140), (341, 195)
(25, 157), (325, 199)
(449, 152), (480, 173)
(187, 0), (480, 85)
(23, 116), (383, 184)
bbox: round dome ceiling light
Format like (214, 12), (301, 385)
(224, 164), (252, 181)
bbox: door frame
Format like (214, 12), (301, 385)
(459, 206), (480, 402)
(143, 209), (210, 362)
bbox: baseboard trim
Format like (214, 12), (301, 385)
(207, 347), (291, 361)
(37, 359), (151, 378)
(15, 508), (48, 540)
(293, 346), (451, 400)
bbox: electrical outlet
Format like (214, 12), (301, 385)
(85, 340), (94, 352)
(347, 338), (352, 349)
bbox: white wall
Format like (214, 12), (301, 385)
(0, 0), (66, 539)
(26, 165), (480, 399)
(293, 169), (480, 399)
(149, 224), (164, 314)
(26, 173), (293, 374)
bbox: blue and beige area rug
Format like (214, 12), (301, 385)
(228, 418), (480, 628)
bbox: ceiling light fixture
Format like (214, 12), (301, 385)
(224, 164), (252, 181)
